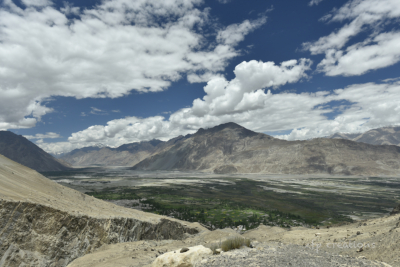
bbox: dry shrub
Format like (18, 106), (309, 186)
(208, 242), (220, 254)
(221, 236), (251, 252)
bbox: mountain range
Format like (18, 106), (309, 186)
(1, 123), (400, 175)
(0, 131), (71, 172)
(60, 136), (190, 166)
(131, 122), (400, 175)
(329, 126), (400, 146)
(57, 123), (400, 175)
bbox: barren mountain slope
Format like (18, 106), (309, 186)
(0, 131), (71, 172)
(132, 122), (400, 176)
(353, 126), (400, 146)
(60, 140), (162, 166)
(61, 147), (154, 166)
(0, 155), (205, 266)
(60, 137), (190, 167)
(330, 126), (400, 146)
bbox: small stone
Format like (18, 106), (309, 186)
(357, 247), (363, 253)
(356, 231), (361, 235)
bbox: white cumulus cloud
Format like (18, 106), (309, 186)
(304, 0), (400, 76)
(38, 63), (400, 154)
(24, 132), (61, 139)
(0, 0), (266, 130)
(217, 17), (267, 46)
(38, 58), (315, 153)
(277, 81), (400, 140)
(309, 0), (324, 6)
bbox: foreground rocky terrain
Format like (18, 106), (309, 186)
(67, 212), (400, 267)
(196, 242), (391, 267)
(0, 154), (204, 266)
(0, 131), (71, 172)
(132, 122), (400, 176)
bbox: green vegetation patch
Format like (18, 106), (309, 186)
(87, 188), (140, 200)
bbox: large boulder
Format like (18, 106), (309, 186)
(152, 245), (212, 267)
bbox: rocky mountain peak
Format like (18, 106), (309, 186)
(195, 122), (259, 138)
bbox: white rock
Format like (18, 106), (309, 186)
(152, 245), (212, 267)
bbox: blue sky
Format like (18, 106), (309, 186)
(1, 0), (400, 154)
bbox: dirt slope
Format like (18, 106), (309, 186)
(0, 154), (206, 266)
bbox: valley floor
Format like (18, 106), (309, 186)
(42, 167), (400, 225)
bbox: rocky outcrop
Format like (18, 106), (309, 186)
(65, 215), (400, 267)
(390, 204), (400, 215)
(0, 131), (70, 172)
(152, 245), (212, 267)
(132, 122), (400, 176)
(0, 200), (200, 267)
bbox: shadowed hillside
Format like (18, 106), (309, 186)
(0, 131), (71, 172)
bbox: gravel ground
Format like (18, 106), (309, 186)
(196, 242), (391, 267)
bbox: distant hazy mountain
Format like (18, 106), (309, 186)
(132, 122), (400, 176)
(60, 137), (191, 166)
(329, 126), (400, 146)
(0, 131), (71, 172)
(329, 133), (360, 140)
